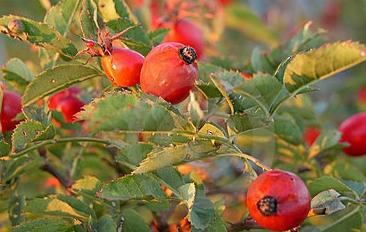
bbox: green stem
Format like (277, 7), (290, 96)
(339, 197), (366, 205)
(13, 137), (122, 157)
(217, 152), (271, 172)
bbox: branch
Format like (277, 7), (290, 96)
(38, 148), (73, 189)
(13, 136), (123, 158)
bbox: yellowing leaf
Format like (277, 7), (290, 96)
(46, 199), (81, 219)
(97, 0), (120, 21)
(72, 176), (101, 192)
(25, 197), (87, 220)
(198, 123), (225, 138)
(133, 141), (218, 174)
(284, 41), (366, 92)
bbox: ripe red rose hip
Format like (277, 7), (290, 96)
(339, 112), (366, 156)
(246, 169), (311, 231)
(303, 127), (321, 146)
(358, 87), (366, 104)
(101, 48), (145, 87)
(163, 19), (204, 59)
(1, 90), (22, 133)
(218, 0), (233, 6)
(140, 42), (199, 104)
(48, 87), (85, 123)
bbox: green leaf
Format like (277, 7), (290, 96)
(80, 0), (100, 39)
(233, 73), (283, 113)
(0, 141), (11, 157)
(309, 129), (342, 159)
(288, 21), (326, 54)
(116, 143), (152, 166)
(155, 167), (186, 194)
(72, 175), (102, 195)
(198, 122), (226, 138)
(274, 113), (302, 145)
(342, 180), (366, 198)
(96, 0), (152, 55)
(192, 210), (227, 232)
(308, 176), (355, 197)
(311, 189), (345, 215)
(2, 58), (34, 86)
(8, 193), (25, 226)
(225, 3), (278, 47)
(133, 141), (219, 174)
(149, 28), (170, 45)
(198, 63), (225, 84)
(97, 215), (117, 232)
(0, 15), (77, 57)
(106, 19), (152, 55)
(227, 113), (268, 133)
(284, 41), (366, 93)
(196, 63), (224, 99)
(188, 92), (206, 125)
(57, 195), (96, 219)
(3, 155), (42, 182)
(12, 218), (73, 232)
(179, 183), (215, 230)
(24, 197), (90, 220)
(251, 22), (325, 80)
(11, 120), (52, 152)
(121, 209), (150, 232)
(307, 205), (363, 232)
(80, 92), (194, 132)
(22, 64), (101, 106)
(98, 173), (166, 201)
(250, 46), (281, 74)
(213, 70), (245, 91)
(324, 159), (366, 182)
(23, 105), (51, 126)
(44, 0), (82, 36)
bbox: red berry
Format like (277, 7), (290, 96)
(339, 112), (366, 156)
(45, 177), (61, 188)
(163, 19), (204, 59)
(48, 88), (85, 123)
(1, 90), (22, 133)
(218, 0), (233, 6)
(48, 87), (80, 110)
(58, 98), (85, 123)
(246, 169), (311, 231)
(128, 0), (144, 8)
(149, 0), (165, 29)
(357, 87), (366, 104)
(140, 42), (199, 104)
(240, 72), (252, 80)
(101, 48), (145, 87)
(303, 127), (321, 146)
(321, 2), (341, 28)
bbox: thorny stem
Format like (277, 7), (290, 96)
(115, 129), (271, 172)
(12, 130), (270, 176)
(13, 137), (122, 158)
(217, 153), (271, 172)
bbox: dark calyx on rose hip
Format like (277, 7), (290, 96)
(257, 195), (278, 216)
(179, 46), (197, 64)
